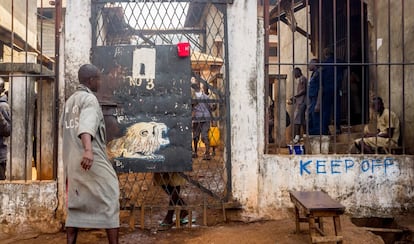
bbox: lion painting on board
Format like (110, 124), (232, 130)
(107, 121), (170, 160)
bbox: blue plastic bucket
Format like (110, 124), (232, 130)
(288, 144), (305, 155)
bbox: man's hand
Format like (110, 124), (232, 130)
(288, 96), (296, 105)
(80, 133), (94, 170)
(81, 149), (93, 170)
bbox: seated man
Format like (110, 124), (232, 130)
(354, 97), (400, 154)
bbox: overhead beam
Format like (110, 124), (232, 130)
(279, 16), (310, 39)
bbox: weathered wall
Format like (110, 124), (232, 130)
(258, 155), (414, 218)
(367, 0), (414, 154)
(0, 1), (37, 48)
(227, 0), (261, 216)
(64, 0), (92, 98)
(0, 181), (61, 233)
(55, 0), (94, 225)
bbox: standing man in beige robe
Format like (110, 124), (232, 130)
(290, 67), (307, 144)
(61, 64), (120, 244)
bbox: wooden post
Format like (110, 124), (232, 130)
(129, 204), (135, 230)
(10, 75), (35, 180)
(140, 205), (145, 230)
(188, 209), (193, 228)
(36, 79), (55, 180)
(294, 206), (300, 233)
(0, 63), (54, 181)
(273, 74), (287, 147)
(334, 216), (343, 244)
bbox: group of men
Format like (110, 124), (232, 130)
(289, 48), (400, 154)
(290, 48), (344, 140)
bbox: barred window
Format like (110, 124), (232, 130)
(264, 0), (413, 155)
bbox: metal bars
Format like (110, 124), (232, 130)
(0, 1), (58, 181)
(264, 0), (412, 155)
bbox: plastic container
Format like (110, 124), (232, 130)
(288, 144), (305, 155)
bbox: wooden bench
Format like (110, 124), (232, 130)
(289, 191), (346, 243)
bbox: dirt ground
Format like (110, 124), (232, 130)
(0, 214), (391, 244)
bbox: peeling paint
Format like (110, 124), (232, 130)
(258, 155), (414, 218)
(0, 182), (61, 233)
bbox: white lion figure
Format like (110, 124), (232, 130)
(107, 122), (170, 160)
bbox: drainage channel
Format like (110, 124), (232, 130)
(351, 217), (413, 244)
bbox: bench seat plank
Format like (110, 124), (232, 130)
(290, 191), (345, 213)
(289, 191), (345, 244)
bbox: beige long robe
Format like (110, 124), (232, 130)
(61, 85), (119, 228)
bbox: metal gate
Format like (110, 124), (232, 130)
(91, 0), (233, 230)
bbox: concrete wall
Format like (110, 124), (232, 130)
(258, 155), (414, 219)
(228, 1), (414, 220)
(0, 181), (61, 233)
(0, 1), (37, 49)
(367, 0), (414, 153)
(64, 0), (92, 97)
(227, 0), (261, 215)
(55, 0), (93, 226)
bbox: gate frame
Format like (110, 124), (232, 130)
(90, 0), (235, 229)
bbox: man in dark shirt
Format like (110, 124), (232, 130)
(307, 59), (320, 135)
(320, 48), (345, 135)
(0, 77), (11, 180)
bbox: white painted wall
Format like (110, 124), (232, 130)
(0, 182), (60, 233)
(367, 0), (414, 153)
(56, 0), (93, 221)
(227, 0), (261, 217)
(258, 155), (414, 218)
(64, 0), (92, 97)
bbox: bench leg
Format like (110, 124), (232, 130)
(294, 206), (300, 233)
(318, 217), (324, 232)
(308, 215), (317, 243)
(333, 216), (343, 244)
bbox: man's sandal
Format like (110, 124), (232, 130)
(158, 222), (173, 230)
(180, 216), (196, 225)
